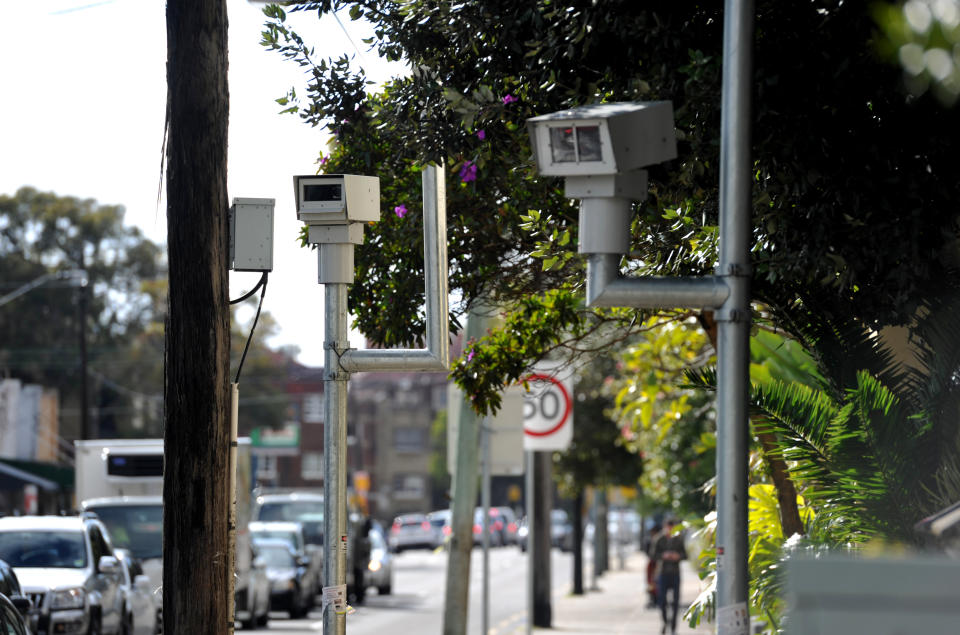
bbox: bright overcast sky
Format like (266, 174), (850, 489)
(0, 0), (404, 367)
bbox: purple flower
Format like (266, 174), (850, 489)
(466, 348), (475, 362)
(476, 129), (486, 140)
(460, 160), (478, 183)
(502, 94), (518, 105)
(394, 204), (408, 218)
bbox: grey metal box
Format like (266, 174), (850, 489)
(230, 197), (274, 272)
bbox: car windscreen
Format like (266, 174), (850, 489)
(256, 544), (295, 568)
(86, 504), (163, 560)
(0, 531), (88, 569)
(251, 530), (299, 551)
(257, 502), (324, 546)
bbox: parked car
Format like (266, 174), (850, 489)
(551, 509), (574, 551)
(0, 592), (30, 635)
(249, 521), (320, 606)
(518, 511), (575, 551)
(253, 538), (312, 619)
(253, 491), (369, 604)
(363, 521), (393, 596)
(388, 513), (435, 552)
(473, 508), (503, 547)
(0, 514), (124, 635)
(426, 510), (452, 549)
(493, 507), (520, 546)
(115, 549), (158, 635)
(0, 558), (31, 621)
(235, 541), (271, 630)
(82, 496), (163, 629)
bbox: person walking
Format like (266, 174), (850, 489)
(652, 516), (687, 634)
(644, 521), (662, 608)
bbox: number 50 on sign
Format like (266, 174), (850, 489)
(523, 363), (574, 451)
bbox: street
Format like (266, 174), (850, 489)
(255, 546), (579, 634)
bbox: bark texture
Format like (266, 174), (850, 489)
(163, 1), (231, 633)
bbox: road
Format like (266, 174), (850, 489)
(254, 545), (580, 634)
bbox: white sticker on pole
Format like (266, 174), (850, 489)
(717, 602), (749, 635)
(522, 362), (574, 451)
(322, 584), (349, 615)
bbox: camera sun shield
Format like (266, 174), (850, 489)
(294, 174), (380, 225)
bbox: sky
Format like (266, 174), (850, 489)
(0, 0), (404, 367)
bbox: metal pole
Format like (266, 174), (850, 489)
(443, 304), (486, 635)
(481, 420), (491, 635)
(323, 282), (350, 635)
(228, 383), (239, 632)
(525, 450), (534, 635)
(79, 256), (90, 440)
(572, 489), (583, 595)
(531, 451), (552, 628)
(716, 0), (754, 630)
(589, 489), (599, 591)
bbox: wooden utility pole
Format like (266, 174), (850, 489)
(163, 1), (231, 633)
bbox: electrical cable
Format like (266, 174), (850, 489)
(229, 271), (267, 305)
(234, 273), (268, 384)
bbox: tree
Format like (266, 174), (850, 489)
(163, 0), (231, 632)
(0, 186), (163, 439)
(261, 1), (960, 420)
(610, 315), (717, 518)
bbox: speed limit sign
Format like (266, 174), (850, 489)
(523, 362), (574, 450)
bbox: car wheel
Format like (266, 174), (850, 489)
(120, 611), (134, 635)
(377, 582), (392, 596)
(87, 614), (102, 635)
(256, 608), (269, 628)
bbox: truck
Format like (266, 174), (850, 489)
(73, 438), (270, 630)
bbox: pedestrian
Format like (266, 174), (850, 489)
(644, 521), (662, 608)
(652, 515), (687, 634)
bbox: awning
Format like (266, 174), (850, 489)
(0, 458), (73, 491)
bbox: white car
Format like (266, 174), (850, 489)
(0, 514), (125, 635)
(114, 549), (157, 635)
(363, 521), (392, 596)
(249, 521), (320, 607)
(388, 514), (435, 552)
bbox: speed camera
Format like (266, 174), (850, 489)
(526, 102), (677, 177)
(293, 174), (380, 225)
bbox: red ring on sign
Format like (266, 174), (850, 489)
(523, 373), (572, 437)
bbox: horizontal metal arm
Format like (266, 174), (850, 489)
(339, 164), (450, 373)
(586, 253), (729, 309)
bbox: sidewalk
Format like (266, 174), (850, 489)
(541, 550), (712, 634)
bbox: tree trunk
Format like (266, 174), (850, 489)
(698, 312), (805, 538)
(163, 1), (231, 634)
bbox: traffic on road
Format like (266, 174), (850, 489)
(250, 544), (578, 635)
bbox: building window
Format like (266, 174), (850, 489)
(301, 452), (323, 481)
(257, 455), (277, 481)
(392, 474), (427, 500)
(393, 427), (428, 453)
(303, 393), (323, 423)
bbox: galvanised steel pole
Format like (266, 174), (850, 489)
(323, 282), (350, 635)
(311, 165), (449, 635)
(715, 0), (754, 629)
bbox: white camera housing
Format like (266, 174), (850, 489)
(293, 174), (380, 225)
(526, 101), (677, 177)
